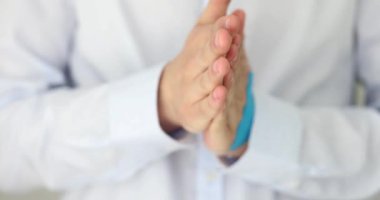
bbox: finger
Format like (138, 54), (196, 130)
(227, 35), (244, 74)
(185, 85), (227, 132)
(194, 57), (230, 97)
(196, 16), (237, 71)
(185, 85), (227, 133)
(204, 112), (234, 155)
(221, 14), (241, 35)
(233, 34), (242, 48)
(224, 71), (234, 89)
(194, 85), (227, 120)
(210, 14), (240, 39)
(232, 9), (246, 35)
(195, 15), (239, 74)
(226, 42), (240, 64)
(208, 14), (241, 55)
(194, 27), (232, 74)
(198, 0), (231, 25)
(231, 10), (246, 61)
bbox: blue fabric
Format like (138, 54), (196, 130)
(230, 72), (255, 151)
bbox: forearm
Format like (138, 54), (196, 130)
(227, 93), (380, 199)
(0, 66), (186, 192)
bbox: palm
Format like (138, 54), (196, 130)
(204, 48), (251, 155)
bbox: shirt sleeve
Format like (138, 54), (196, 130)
(0, 0), (187, 193)
(226, 0), (380, 199)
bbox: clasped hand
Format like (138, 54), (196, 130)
(159, 0), (251, 157)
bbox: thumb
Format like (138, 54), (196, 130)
(198, 0), (231, 25)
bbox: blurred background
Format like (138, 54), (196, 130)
(0, 190), (59, 200)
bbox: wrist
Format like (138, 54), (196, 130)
(219, 144), (248, 166)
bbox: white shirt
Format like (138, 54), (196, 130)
(0, 0), (380, 199)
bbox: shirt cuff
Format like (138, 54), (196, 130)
(107, 64), (189, 179)
(226, 92), (303, 184)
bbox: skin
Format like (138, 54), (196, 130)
(158, 0), (250, 159)
(158, 0), (240, 133)
(205, 10), (251, 158)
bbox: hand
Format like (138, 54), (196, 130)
(158, 0), (243, 133)
(204, 10), (251, 157)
